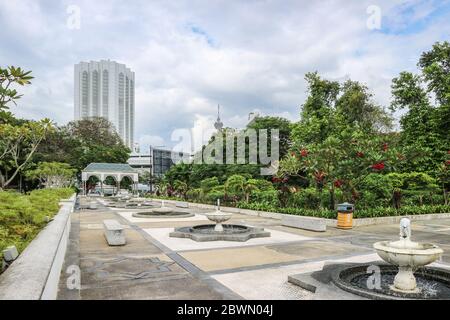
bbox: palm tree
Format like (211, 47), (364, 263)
(174, 180), (189, 200)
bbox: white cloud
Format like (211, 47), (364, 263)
(0, 0), (448, 148)
(138, 134), (165, 152)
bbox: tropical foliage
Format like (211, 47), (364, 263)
(156, 42), (450, 218)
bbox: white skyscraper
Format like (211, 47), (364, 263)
(74, 60), (135, 148)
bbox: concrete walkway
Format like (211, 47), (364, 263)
(57, 197), (450, 300)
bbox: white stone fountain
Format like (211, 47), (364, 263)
(152, 200), (174, 214)
(205, 199), (232, 232)
(373, 218), (443, 293)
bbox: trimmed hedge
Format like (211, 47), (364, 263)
(0, 188), (74, 262)
(237, 202), (450, 219)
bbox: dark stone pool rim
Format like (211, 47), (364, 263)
(170, 224), (271, 242)
(331, 263), (450, 300)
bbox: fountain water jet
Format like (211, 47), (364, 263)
(205, 199), (232, 232)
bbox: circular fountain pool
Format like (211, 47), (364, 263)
(132, 210), (194, 218)
(106, 202), (158, 209)
(332, 263), (450, 300)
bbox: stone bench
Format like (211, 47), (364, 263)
(103, 220), (126, 246)
(176, 201), (189, 208)
(88, 202), (98, 210)
(281, 214), (327, 232)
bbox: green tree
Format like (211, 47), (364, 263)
(279, 129), (405, 209)
(34, 117), (130, 173)
(0, 119), (53, 189)
(224, 174), (246, 203)
(246, 116), (292, 158)
(25, 162), (76, 188)
(200, 177), (220, 194)
(335, 80), (392, 133)
(391, 41), (450, 175)
(0, 66), (33, 112)
(173, 180), (189, 199)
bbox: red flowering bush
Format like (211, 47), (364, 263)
(300, 149), (308, 157)
(334, 180), (343, 188)
(279, 130), (407, 208)
(372, 162), (385, 171)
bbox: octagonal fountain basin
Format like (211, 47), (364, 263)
(170, 224), (271, 242)
(132, 210), (194, 219)
(331, 263), (450, 300)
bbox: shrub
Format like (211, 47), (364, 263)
(250, 189), (279, 207)
(359, 174), (392, 202)
(0, 188), (73, 262)
(200, 177), (220, 194)
(186, 188), (202, 202)
(289, 188), (321, 209)
(206, 185), (225, 203)
(237, 202), (450, 219)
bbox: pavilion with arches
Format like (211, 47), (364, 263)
(81, 163), (139, 196)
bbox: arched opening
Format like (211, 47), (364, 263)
(86, 175), (100, 195)
(103, 175), (118, 196)
(120, 175), (134, 193)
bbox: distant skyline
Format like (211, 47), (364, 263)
(0, 0), (449, 151)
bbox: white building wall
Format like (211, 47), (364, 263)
(74, 60), (135, 148)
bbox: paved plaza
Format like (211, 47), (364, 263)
(57, 197), (450, 300)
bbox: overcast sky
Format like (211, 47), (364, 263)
(0, 0), (449, 151)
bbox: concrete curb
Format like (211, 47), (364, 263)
(0, 193), (76, 300)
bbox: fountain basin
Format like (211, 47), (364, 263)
(132, 211), (194, 218)
(106, 201), (158, 208)
(170, 224), (270, 242)
(152, 206), (174, 214)
(331, 263), (450, 300)
(205, 210), (233, 232)
(374, 241), (443, 268)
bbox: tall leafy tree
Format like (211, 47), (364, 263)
(291, 72), (340, 144)
(246, 116), (292, 158)
(335, 80), (392, 133)
(34, 117), (131, 173)
(391, 41), (450, 175)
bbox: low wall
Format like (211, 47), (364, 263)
(0, 193), (76, 300)
(345, 212), (450, 227)
(155, 199), (282, 219)
(155, 198), (450, 228)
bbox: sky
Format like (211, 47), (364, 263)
(0, 0), (449, 152)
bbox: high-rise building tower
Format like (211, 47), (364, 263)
(214, 104), (223, 131)
(74, 60), (135, 148)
